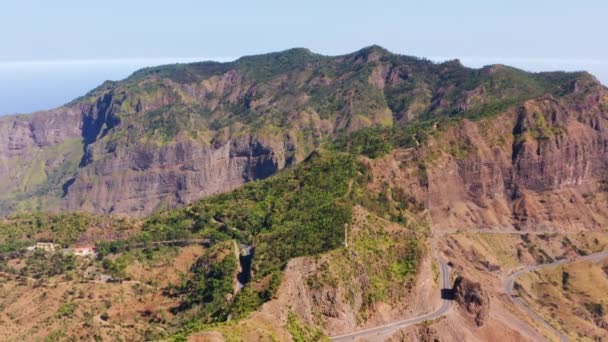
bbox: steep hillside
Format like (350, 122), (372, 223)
(341, 74), (608, 230)
(0, 46), (592, 216)
(0, 150), (432, 341)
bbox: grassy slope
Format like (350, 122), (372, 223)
(441, 231), (608, 341)
(518, 259), (608, 342)
(0, 137), (83, 214)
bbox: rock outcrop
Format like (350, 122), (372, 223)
(453, 276), (490, 326)
(0, 108), (84, 213)
(64, 135), (285, 215)
(362, 74), (608, 231)
(425, 80), (608, 231)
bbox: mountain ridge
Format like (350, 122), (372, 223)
(0, 45), (604, 217)
(1, 46), (608, 341)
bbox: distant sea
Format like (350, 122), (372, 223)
(0, 58), (231, 116)
(0, 57), (606, 116)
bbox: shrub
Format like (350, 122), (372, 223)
(562, 271), (570, 290)
(585, 302), (605, 318)
(286, 311), (328, 342)
(168, 243), (238, 323)
(56, 302), (76, 318)
(21, 251), (76, 279)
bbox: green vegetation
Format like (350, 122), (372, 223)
(562, 271), (571, 290)
(331, 95), (540, 160)
(234, 48), (325, 82)
(92, 144), (429, 337)
(94, 151), (357, 329)
(302, 212), (425, 322)
(332, 120), (438, 158)
(101, 258), (127, 279)
(145, 103), (204, 143)
(0, 137), (83, 215)
(308, 63), (388, 120)
(585, 302), (605, 318)
(0, 212), (116, 251)
(168, 242), (238, 322)
(228, 287), (265, 319)
(56, 302), (77, 318)
(286, 311), (328, 342)
(460, 96), (527, 121)
(129, 61), (230, 84)
(21, 250), (77, 279)
(349, 166), (425, 223)
(527, 111), (566, 140)
(90, 143), (431, 329)
(143, 152), (356, 273)
(351, 219), (422, 309)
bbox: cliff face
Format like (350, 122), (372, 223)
(0, 108), (82, 156)
(366, 77), (608, 230)
(0, 108), (84, 213)
(0, 46), (605, 217)
(64, 135), (285, 214)
(0, 92), (291, 215)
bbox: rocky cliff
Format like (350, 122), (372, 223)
(430, 77), (608, 230)
(453, 276), (490, 326)
(0, 46), (605, 217)
(0, 108), (84, 213)
(362, 74), (608, 231)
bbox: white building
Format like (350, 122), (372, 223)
(73, 246), (96, 257)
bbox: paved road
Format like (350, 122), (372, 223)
(331, 260), (451, 341)
(128, 238), (211, 248)
(505, 250), (608, 342)
(436, 228), (579, 237)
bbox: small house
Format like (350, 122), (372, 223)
(34, 242), (57, 252)
(73, 246), (97, 257)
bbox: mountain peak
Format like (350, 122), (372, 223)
(234, 47), (322, 64)
(358, 45), (391, 55)
(349, 45), (393, 62)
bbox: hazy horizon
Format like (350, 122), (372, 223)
(2, 0), (606, 115)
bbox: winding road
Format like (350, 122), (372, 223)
(328, 231), (608, 342)
(505, 250), (608, 342)
(331, 260), (452, 341)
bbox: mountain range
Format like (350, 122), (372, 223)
(2, 45), (605, 222)
(1, 46), (608, 341)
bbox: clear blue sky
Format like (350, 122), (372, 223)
(1, 0), (606, 115)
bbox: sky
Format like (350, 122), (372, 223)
(1, 0), (606, 115)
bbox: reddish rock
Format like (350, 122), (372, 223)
(453, 276), (490, 326)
